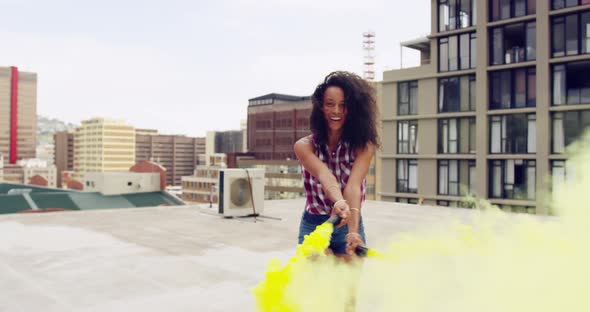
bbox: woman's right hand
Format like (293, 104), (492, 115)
(331, 200), (350, 228)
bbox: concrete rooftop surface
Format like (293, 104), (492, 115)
(0, 199), (501, 311)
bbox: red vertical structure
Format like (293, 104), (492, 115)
(9, 66), (19, 164)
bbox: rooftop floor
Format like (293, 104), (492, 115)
(0, 199), (507, 311)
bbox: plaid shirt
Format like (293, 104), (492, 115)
(301, 134), (366, 215)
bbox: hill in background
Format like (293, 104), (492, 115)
(37, 115), (77, 147)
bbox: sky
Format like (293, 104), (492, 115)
(1, 0), (430, 137)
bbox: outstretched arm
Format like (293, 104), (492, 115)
(343, 144), (375, 254)
(294, 136), (350, 224)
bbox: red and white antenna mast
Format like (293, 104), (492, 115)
(363, 31), (375, 80)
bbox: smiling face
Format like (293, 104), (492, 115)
(322, 86), (347, 134)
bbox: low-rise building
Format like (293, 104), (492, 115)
(20, 159), (57, 188)
(0, 160), (182, 214)
(181, 154), (226, 204)
(84, 172), (161, 195)
(181, 166), (221, 204)
(0, 182), (183, 214)
(0, 163), (23, 184)
(234, 157), (303, 200)
(0, 157), (57, 187)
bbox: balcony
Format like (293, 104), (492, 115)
(490, 0), (536, 22)
(551, 11), (590, 58)
(490, 67), (536, 109)
(552, 0), (590, 10)
(553, 60), (590, 105)
(490, 22), (536, 66)
(489, 159), (536, 200)
(438, 0), (476, 32)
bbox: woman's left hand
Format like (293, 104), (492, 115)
(345, 232), (364, 256)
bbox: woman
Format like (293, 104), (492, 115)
(294, 71), (379, 258)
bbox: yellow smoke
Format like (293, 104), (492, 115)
(254, 133), (590, 312)
(253, 222), (337, 312)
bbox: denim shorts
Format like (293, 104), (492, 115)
(298, 210), (366, 255)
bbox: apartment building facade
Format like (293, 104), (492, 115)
(136, 131), (205, 186)
(247, 93), (312, 160)
(380, 0), (590, 214)
(0, 66), (37, 164)
(73, 118), (135, 179)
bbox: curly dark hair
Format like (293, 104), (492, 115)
(310, 71), (380, 151)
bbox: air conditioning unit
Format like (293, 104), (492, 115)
(218, 168), (265, 217)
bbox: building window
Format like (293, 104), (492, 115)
(552, 110), (590, 153)
(490, 22), (536, 65)
(398, 81), (418, 115)
(398, 120), (418, 154)
(437, 200), (450, 206)
(500, 205), (536, 213)
(490, 114), (536, 154)
(439, 117), (476, 154)
(552, 61), (590, 105)
(438, 0), (476, 32)
(397, 159), (418, 194)
(396, 197), (419, 204)
(552, 0), (590, 10)
(490, 0), (536, 22)
(489, 159), (536, 200)
(437, 200), (475, 208)
(368, 164), (376, 175)
(490, 67), (536, 109)
(551, 11), (590, 58)
(438, 75), (476, 112)
(439, 33), (476, 72)
(438, 160), (475, 196)
(551, 160), (576, 199)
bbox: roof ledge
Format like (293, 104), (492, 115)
(400, 36), (430, 52)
